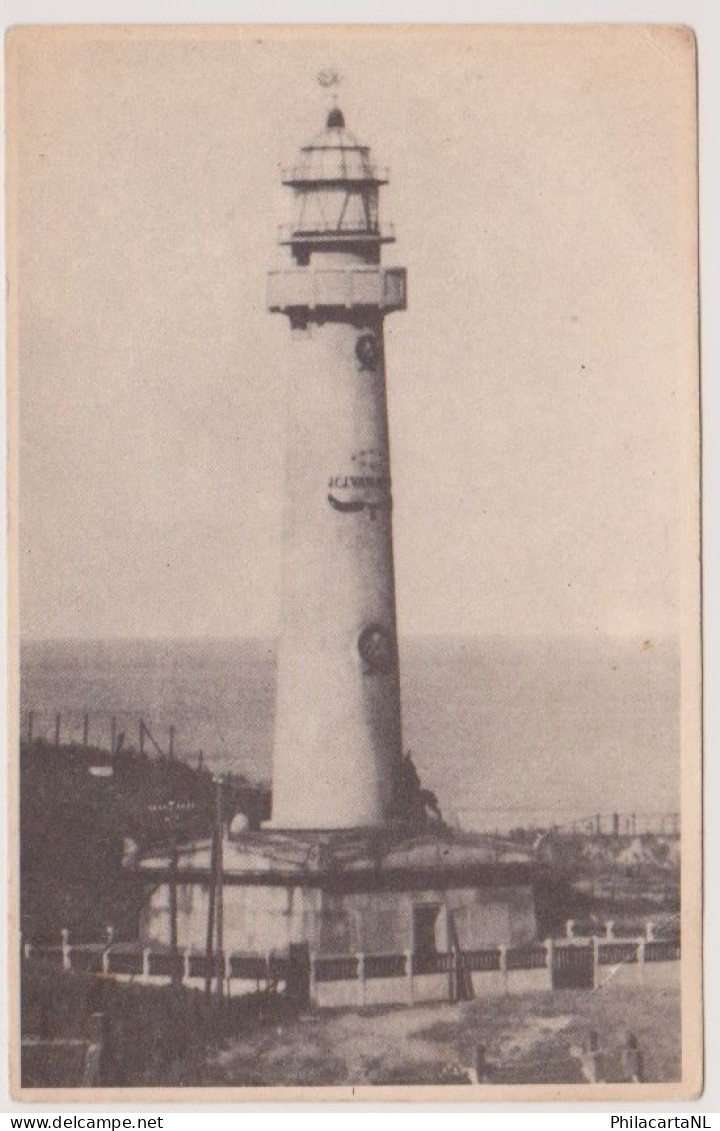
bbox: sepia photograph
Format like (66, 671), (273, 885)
(6, 23), (701, 1101)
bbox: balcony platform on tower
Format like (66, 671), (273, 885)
(267, 265), (406, 313)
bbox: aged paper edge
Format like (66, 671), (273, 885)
(5, 21), (702, 1104)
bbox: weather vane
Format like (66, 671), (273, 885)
(317, 69), (342, 89)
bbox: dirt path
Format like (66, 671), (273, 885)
(206, 983), (680, 1087)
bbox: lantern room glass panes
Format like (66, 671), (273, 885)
(295, 185), (378, 234)
(290, 124), (382, 236)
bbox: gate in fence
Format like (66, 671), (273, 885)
(552, 943), (594, 989)
(285, 943), (311, 1009)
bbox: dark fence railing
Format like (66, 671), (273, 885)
(22, 930), (681, 993)
(187, 953), (224, 979)
(29, 945), (65, 968)
(313, 956), (359, 983)
(412, 951), (455, 975)
(645, 939), (681, 962)
(598, 942), (639, 966)
(147, 951), (184, 979)
(107, 949), (144, 976)
(552, 944), (593, 969)
(364, 953), (406, 979)
(268, 955), (292, 980)
(229, 954), (268, 980)
(461, 948), (502, 972)
(506, 946), (548, 970)
(68, 946), (105, 974)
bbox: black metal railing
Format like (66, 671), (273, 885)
(506, 946), (548, 970)
(22, 932), (681, 989)
(278, 222), (395, 243)
(107, 949), (144, 976)
(364, 953), (407, 979)
(282, 165), (389, 185)
(313, 956), (359, 983)
(461, 948), (503, 972)
(229, 954), (268, 980)
(598, 942), (639, 966)
(645, 939), (681, 962)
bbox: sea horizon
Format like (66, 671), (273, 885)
(19, 634), (680, 831)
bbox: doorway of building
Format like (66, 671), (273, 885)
(412, 903), (441, 973)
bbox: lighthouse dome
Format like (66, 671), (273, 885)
(298, 108), (376, 182)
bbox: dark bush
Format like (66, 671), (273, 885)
(22, 960), (288, 1086)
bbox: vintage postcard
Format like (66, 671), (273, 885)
(6, 24), (701, 1102)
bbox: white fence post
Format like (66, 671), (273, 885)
(449, 945), (458, 1003)
(499, 944), (508, 994)
(405, 949), (414, 1003)
(61, 928), (71, 971)
(357, 952), (366, 1007)
(308, 953), (317, 1006)
(142, 947), (151, 980)
(638, 933), (646, 984)
(545, 937), (554, 989)
(223, 952), (232, 1000)
(102, 926), (115, 975)
(585, 1030), (601, 1082)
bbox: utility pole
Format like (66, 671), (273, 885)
(204, 776), (226, 1002)
(215, 776), (225, 1002)
(169, 832), (179, 982)
(204, 814), (218, 1000)
(83, 713), (89, 749)
(148, 799), (182, 983)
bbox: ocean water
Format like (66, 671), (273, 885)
(20, 636), (679, 830)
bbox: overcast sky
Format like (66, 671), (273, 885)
(12, 25), (696, 639)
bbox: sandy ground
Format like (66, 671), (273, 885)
(205, 983), (680, 1087)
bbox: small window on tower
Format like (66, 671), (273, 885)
(358, 624), (394, 674)
(356, 333), (379, 371)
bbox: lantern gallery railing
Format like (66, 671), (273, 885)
(282, 165), (390, 185)
(277, 222), (396, 243)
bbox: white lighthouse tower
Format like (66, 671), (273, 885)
(138, 97), (538, 984)
(268, 105), (407, 829)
